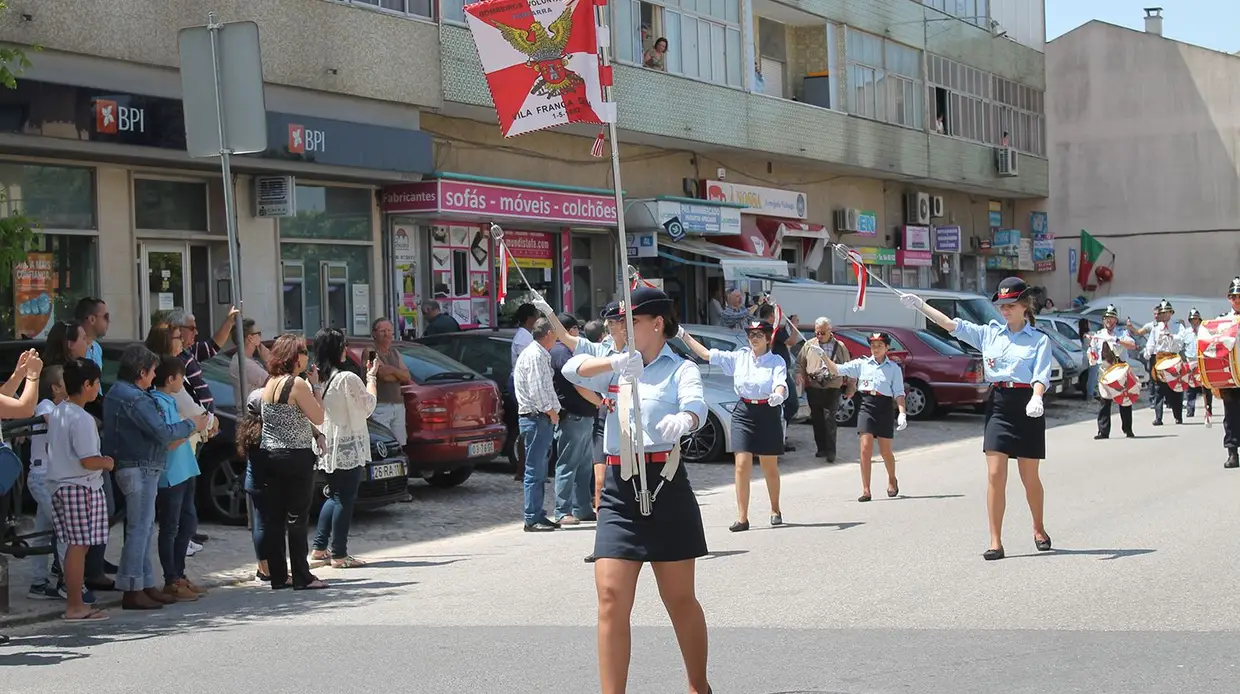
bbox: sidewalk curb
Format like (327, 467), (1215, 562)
(0, 573), (254, 630)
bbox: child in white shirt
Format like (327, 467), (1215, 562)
(26, 366), (64, 600)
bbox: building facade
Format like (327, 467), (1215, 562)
(0, 0), (1049, 342)
(1046, 14), (1240, 304)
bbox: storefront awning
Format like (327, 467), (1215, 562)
(756, 218), (829, 239)
(661, 237), (789, 280)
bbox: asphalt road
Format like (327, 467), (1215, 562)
(3, 404), (1239, 693)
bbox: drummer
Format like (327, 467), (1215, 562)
(679, 319), (788, 531)
(1222, 277), (1240, 469)
(1146, 299), (1186, 426)
(1088, 305), (1138, 440)
(818, 331), (908, 502)
(1180, 308), (1211, 421)
(899, 277), (1053, 560)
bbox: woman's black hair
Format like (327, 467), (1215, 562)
(43, 321), (83, 367)
(655, 36), (668, 49)
(313, 327), (348, 389)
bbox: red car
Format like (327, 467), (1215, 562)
(343, 340), (506, 488)
(827, 326), (987, 421)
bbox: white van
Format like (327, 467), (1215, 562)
(766, 278), (1002, 332)
(1080, 295), (1231, 324)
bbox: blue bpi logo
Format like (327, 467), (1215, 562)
(663, 216), (686, 242)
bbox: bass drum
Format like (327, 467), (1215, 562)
(1197, 317), (1240, 390)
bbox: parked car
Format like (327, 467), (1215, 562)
(346, 340), (506, 488)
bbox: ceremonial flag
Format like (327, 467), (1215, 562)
(1077, 230), (1110, 290)
(497, 242), (510, 305)
(848, 249), (867, 311)
(464, 0), (612, 138)
(630, 270), (657, 290)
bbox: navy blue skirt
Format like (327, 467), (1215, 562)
(858, 393), (895, 439)
(594, 460), (707, 563)
(983, 387), (1046, 459)
(731, 400), (784, 455)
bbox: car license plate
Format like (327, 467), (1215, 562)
(1058, 381), (1067, 394)
(370, 462), (405, 480)
(468, 440), (496, 457)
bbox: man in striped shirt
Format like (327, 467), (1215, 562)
(168, 307), (239, 413)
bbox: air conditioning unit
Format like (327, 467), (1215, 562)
(255, 175), (296, 217)
(904, 192), (931, 225)
(931, 195), (945, 218)
(996, 147), (1019, 177)
(833, 208), (860, 233)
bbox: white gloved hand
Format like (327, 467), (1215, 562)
(655, 412), (696, 441)
(896, 412), (908, 431)
(768, 391), (786, 408)
(899, 292), (925, 311)
(1025, 394), (1045, 418)
(677, 325), (688, 340)
(531, 295), (554, 317)
(607, 351), (644, 380)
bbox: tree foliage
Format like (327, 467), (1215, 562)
(0, 0), (41, 289)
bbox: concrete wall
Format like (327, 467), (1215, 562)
(0, 0), (442, 109)
(1046, 22), (1240, 301)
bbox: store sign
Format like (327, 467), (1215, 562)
(856, 211), (878, 236)
(701, 180), (807, 220)
(988, 200), (1003, 228)
(1030, 211), (1054, 272)
(933, 226), (962, 253)
(501, 230), (555, 269)
(13, 252), (54, 339)
(627, 232), (658, 258)
(382, 180), (618, 226)
(992, 229), (1021, 249)
(655, 200), (741, 236)
(898, 250), (933, 267)
(854, 247), (896, 266)
(902, 225), (931, 252)
(3, 80), (433, 173)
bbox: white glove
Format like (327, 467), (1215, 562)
(531, 295), (554, 317)
(607, 351), (644, 380)
(655, 412), (695, 440)
(768, 391), (786, 408)
(896, 412), (907, 431)
(1025, 394), (1044, 418)
(677, 325), (688, 340)
(899, 292), (925, 311)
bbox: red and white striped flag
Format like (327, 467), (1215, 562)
(497, 242), (510, 305)
(848, 249), (867, 312)
(591, 128), (606, 157)
(630, 270), (656, 290)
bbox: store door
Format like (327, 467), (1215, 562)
(138, 242), (216, 335)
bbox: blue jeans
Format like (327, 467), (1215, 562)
(520, 413), (554, 524)
(313, 466), (364, 559)
(553, 413), (595, 520)
(26, 473), (56, 586)
(115, 467), (162, 592)
(1086, 364), (1100, 401)
(245, 460), (266, 563)
(156, 478), (198, 584)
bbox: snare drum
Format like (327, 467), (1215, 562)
(1098, 362), (1140, 403)
(1197, 317), (1240, 390)
(1154, 354), (1191, 392)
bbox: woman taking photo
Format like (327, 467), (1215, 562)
(679, 319), (787, 531)
(900, 277), (1054, 560)
(254, 334), (328, 590)
(309, 328), (378, 569)
(563, 286), (712, 694)
(818, 331), (908, 502)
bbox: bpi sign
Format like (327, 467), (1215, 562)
(288, 123), (325, 154)
(93, 99), (145, 134)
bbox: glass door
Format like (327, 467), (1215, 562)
(139, 242), (190, 335)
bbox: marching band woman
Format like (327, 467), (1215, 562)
(1088, 305), (1138, 440)
(563, 286), (712, 694)
(679, 319), (788, 531)
(901, 277), (1053, 560)
(818, 331), (908, 502)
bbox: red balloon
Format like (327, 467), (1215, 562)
(1095, 265), (1114, 283)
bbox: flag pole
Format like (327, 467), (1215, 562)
(596, 1), (651, 516)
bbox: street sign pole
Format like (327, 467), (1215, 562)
(205, 11), (249, 400)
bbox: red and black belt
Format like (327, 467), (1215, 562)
(740, 397), (769, 404)
(992, 382), (1033, 389)
(605, 451), (671, 466)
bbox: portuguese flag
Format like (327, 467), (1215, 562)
(1077, 230), (1109, 289)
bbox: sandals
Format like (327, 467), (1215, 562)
(62, 609), (109, 622)
(309, 551), (331, 568)
(331, 556), (367, 569)
(294, 579), (329, 591)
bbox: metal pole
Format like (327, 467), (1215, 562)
(207, 11), (248, 400)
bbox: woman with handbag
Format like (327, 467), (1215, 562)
(308, 328), (378, 569)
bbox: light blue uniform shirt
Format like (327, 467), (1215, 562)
(951, 319), (1054, 388)
(85, 341), (102, 369)
(564, 343), (707, 455)
(1178, 324), (1200, 359)
(835, 356), (906, 398)
(709, 348), (787, 400)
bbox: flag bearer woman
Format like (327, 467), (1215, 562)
(900, 277), (1054, 561)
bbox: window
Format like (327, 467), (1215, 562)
(614, 0), (742, 87)
(352, 0), (433, 18)
(846, 29), (922, 130)
(922, 0), (989, 28)
(279, 185), (373, 335)
(928, 55), (1045, 156)
(279, 185), (372, 241)
(134, 179), (208, 232)
(1, 234), (99, 340)
(0, 163), (96, 230)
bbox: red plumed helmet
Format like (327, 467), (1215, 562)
(1095, 265), (1114, 283)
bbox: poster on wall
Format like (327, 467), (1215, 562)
(1030, 211), (1055, 272)
(429, 223), (491, 329)
(392, 224), (420, 337)
(14, 252), (54, 339)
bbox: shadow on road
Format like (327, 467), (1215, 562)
(775, 521), (865, 532)
(1009, 548), (1157, 561)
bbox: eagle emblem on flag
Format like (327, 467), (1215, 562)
(491, 8), (584, 98)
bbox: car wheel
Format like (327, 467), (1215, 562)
(680, 413), (726, 463)
(427, 466), (475, 488)
(196, 451), (248, 526)
(905, 381), (937, 421)
(836, 393), (860, 427)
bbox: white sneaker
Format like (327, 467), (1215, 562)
(186, 540), (204, 557)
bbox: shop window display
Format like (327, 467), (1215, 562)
(493, 229), (557, 327)
(2, 234), (99, 340)
(429, 224), (493, 329)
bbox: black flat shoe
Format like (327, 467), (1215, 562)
(887, 483), (899, 498)
(1094, 433), (1107, 440)
(255, 571), (271, 583)
(584, 554), (597, 563)
(1125, 432), (1135, 438)
(982, 547), (1005, 561)
(857, 494), (872, 503)
(728, 520), (749, 532)
(1035, 535), (1052, 552)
